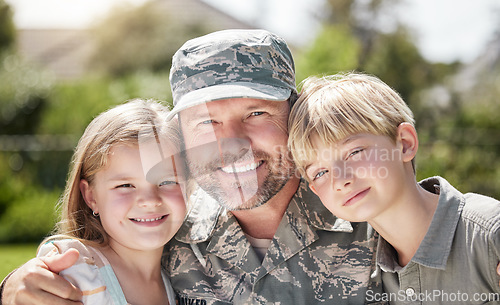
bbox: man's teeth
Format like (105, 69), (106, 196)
(133, 216), (163, 222)
(221, 161), (263, 174)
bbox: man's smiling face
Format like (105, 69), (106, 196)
(179, 98), (296, 211)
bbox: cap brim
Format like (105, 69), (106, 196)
(166, 82), (292, 120)
(145, 152), (187, 184)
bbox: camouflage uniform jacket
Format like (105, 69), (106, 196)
(164, 179), (384, 305)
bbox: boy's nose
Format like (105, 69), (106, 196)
(331, 164), (353, 191)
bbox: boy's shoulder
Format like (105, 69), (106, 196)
(422, 176), (499, 232)
(461, 191), (500, 232)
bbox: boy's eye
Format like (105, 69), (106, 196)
(313, 170), (328, 181)
(347, 148), (364, 159)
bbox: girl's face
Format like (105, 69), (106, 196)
(81, 143), (186, 252)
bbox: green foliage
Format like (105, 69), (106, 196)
(0, 244), (39, 279)
(295, 0), (499, 199)
(39, 71), (171, 135)
(88, 2), (210, 76)
(447, 74), (500, 198)
(0, 0), (15, 52)
(0, 51), (53, 134)
(362, 28), (431, 103)
(0, 150), (59, 244)
(0, 183), (59, 243)
(415, 54), (500, 199)
(0, 155), (25, 216)
(0, 70), (173, 242)
(296, 25), (361, 83)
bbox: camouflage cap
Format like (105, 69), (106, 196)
(167, 29), (296, 118)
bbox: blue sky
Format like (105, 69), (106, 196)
(6, 0), (500, 63)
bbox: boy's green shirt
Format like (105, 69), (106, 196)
(377, 176), (500, 304)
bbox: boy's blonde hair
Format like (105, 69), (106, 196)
(46, 99), (183, 247)
(288, 72), (415, 178)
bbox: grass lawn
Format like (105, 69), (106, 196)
(0, 244), (39, 280)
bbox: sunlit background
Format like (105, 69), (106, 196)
(1, 0), (499, 277)
(8, 0), (500, 63)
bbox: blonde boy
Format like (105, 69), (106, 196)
(288, 72), (500, 304)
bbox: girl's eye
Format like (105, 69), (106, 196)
(116, 183), (133, 188)
(313, 170), (328, 181)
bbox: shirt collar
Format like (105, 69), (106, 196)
(376, 176), (465, 272)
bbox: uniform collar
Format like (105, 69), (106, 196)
(174, 186), (223, 243)
(175, 179), (353, 244)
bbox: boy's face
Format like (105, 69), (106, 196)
(304, 131), (413, 223)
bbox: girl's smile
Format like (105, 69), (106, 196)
(81, 144), (186, 252)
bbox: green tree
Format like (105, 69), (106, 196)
(443, 56), (500, 198)
(0, 0), (15, 52)
(297, 0), (444, 104)
(0, 53), (53, 134)
(296, 24), (361, 81)
(89, 2), (210, 77)
(295, 0), (498, 199)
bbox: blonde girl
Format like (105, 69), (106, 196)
(37, 99), (187, 305)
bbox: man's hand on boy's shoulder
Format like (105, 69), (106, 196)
(1, 249), (82, 305)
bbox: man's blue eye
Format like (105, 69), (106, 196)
(201, 120), (214, 124)
(251, 111), (264, 116)
(159, 180), (178, 186)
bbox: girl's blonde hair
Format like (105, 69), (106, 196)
(288, 72), (415, 178)
(46, 99), (182, 247)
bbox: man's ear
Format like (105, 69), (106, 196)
(397, 122), (418, 163)
(80, 179), (98, 213)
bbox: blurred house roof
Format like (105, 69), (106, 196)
(16, 0), (253, 79)
(153, 0), (252, 29)
(17, 29), (94, 79)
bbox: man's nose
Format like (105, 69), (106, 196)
(217, 119), (248, 139)
(216, 120), (252, 158)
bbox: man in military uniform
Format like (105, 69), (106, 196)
(1, 29), (382, 305)
(164, 29), (382, 304)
